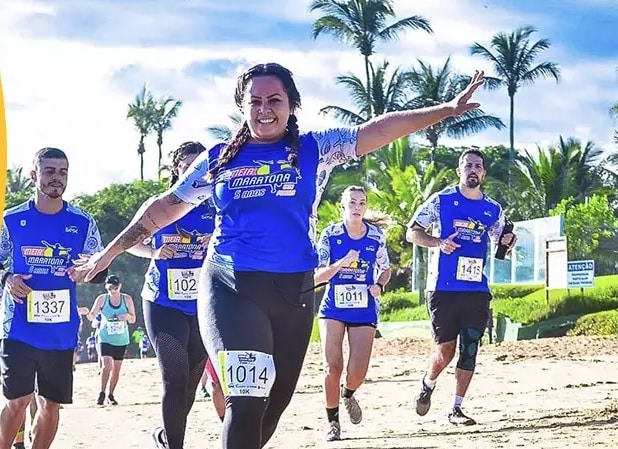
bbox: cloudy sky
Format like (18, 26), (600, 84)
(1, 0), (616, 198)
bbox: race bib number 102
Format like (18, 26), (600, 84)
(167, 268), (199, 300)
(218, 350), (276, 397)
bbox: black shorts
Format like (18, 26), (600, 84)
(320, 317), (377, 329)
(0, 339), (74, 404)
(426, 291), (491, 343)
(99, 343), (127, 361)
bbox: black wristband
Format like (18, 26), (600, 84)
(376, 282), (385, 293)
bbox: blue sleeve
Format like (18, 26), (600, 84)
(487, 204), (506, 244)
(170, 147), (216, 206)
(314, 127), (359, 169)
(0, 221), (13, 273)
(82, 215), (104, 255)
(409, 193), (440, 230)
(375, 230), (390, 272)
(317, 228), (331, 268)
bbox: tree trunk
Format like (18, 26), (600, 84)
(364, 55), (372, 119)
(509, 94), (515, 161)
(138, 135), (146, 181)
(157, 132), (164, 180)
(509, 93), (515, 186)
(415, 245), (427, 305)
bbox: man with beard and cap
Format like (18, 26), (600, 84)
(405, 149), (517, 426)
(0, 147), (106, 449)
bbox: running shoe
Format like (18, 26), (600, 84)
(325, 421), (341, 442)
(448, 407), (477, 425)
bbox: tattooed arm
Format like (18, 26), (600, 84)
(76, 192), (195, 282)
(110, 193), (192, 255)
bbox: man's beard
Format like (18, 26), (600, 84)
(42, 185), (65, 199)
(464, 176), (480, 188)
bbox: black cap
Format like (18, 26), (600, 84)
(105, 274), (121, 286)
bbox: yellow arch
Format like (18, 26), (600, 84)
(0, 72), (6, 223)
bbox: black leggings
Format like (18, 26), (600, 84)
(143, 300), (207, 449)
(198, 262), (314, 449)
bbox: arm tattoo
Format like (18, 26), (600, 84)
(118, 223), (152, 251)
(166, 193), (184, 205)
(144, 211), (160, 229)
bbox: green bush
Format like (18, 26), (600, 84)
(490, 284), (544, 300)
(382, 304), (429, 322)
(568, 310), (618, 336)
(378, 289), (419, 315)
(492, 286), (618, 325)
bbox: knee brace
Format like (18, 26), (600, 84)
(457, 327), (482, 371)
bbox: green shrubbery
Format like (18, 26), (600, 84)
(568, 310), (618, 336)
(378, 283), (543, 322)
(492, 278), (618, 325)
(378, 277), (618, 338)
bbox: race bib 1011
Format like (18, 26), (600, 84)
(334, 284), (369, 308)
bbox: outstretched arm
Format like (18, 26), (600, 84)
(355, 71), (485, 156)
(104, 193), (192, 261)
(75, 192), (196, 282)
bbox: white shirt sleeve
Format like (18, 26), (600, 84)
(409, 193), (440, 230)
(169, 150), (214, 206)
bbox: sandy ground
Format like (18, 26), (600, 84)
(5, 335), (618, 449)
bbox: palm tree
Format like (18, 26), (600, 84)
(405, 57), (505, 160)
(470, 26), (561, 162)
(153, 96), (182, 179)
(206, 112), (244, 142)
(320, 60), (413, 125)
(609, 67), (618, 165)
(364, 136), (451, 303)
(127, 84), (156, 180)
(6, 165), (34, 193)
(309, 0), (432, 117)
(515, 136), (605, 215)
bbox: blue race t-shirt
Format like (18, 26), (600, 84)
(410, 186), (505, 292)
(141, 202), (215, 315)
(171, 128), (359, 273)
(0, 200), (104, 350)
(317, 221), (390, 325)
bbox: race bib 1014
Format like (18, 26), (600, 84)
(218, 350), (276, 397)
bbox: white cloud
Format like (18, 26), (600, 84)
(0, 0), (616, 199)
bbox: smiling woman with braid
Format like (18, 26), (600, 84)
(74, 62), (487, 449)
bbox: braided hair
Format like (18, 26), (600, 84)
(208, 63), (302, 181)
(169, 141), (207, 187)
